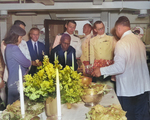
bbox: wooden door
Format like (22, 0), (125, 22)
(44, 20), (66, 55)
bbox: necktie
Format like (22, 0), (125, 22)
(34, 43), (38, 59)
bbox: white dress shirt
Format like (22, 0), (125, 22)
(100, 30), (150, 97)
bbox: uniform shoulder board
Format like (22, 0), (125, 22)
(73, 34), (79, 38)
(58, 33), (63, 36)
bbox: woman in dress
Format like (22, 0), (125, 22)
(4, 25), (31, 105)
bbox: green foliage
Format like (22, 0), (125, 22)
(24, 56), (56, 102)
(24, 55), (84, 104)
(60, 66), (83, 104)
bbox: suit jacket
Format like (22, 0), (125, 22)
(27, 40), (46, 75)
(27, 39), (45, 61)
(50, 45), (78, 71)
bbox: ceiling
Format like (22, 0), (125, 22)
(0, 0), (149, 3)
(0, 0), (150, 19)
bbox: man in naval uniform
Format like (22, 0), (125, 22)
(90, 21), (116, 86)
(52, 20), (82, 59)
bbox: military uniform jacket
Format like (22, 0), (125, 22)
(90, 33), (116, 64)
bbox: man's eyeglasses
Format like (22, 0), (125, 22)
(31, 34), (39, 36)
(97, 27), (104, 31)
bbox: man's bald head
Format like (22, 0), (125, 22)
(60, 34), (71, 51)
(60, 34), (71, 43)
(83, 23), (92, 35)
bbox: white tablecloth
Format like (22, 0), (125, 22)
(40, 89), (120, 120)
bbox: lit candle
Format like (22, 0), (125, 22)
(72, 53), (74, 71)
(19, 65), (25, 118)
(55, 53), (62, 120)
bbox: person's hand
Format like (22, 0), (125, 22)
(0, 78), (5, 89)
(111, 75), (116, 81)
(37, 61), (42, 66)
(91, 67), (101, 77)
(35, 59), (42, 66)
(32, 61), (37, 66)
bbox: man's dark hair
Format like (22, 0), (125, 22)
(115, 16), (130, 28)
(14, 20), (26, 27)
(66, 20), (76, 26)
(93, 21), (104, 29)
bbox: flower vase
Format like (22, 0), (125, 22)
(45, 97), (57, 120)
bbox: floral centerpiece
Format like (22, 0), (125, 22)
(24, 55), (84, 104)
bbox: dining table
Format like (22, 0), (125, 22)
(38, 87), (120, 120)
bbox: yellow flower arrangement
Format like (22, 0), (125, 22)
(24, 55), (84, 104)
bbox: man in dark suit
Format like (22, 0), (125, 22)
(50, 34), (78, 71)
(27, 28), (45, 75)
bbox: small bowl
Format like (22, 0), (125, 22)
(81, 88), (103, 107)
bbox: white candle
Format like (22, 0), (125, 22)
(72, 53), (74, 71)
(64, 51), (67, 64)
(19, 65), (25, 118)
(55, 53), (61, 120)
(55, 52), (57, 61)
